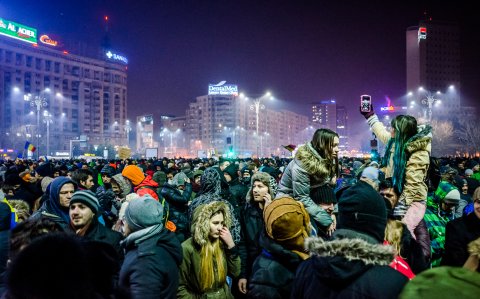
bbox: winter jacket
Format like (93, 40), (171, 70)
(134, 175), (160, 200)
(238, 202), (264, 279)
(442, 212), (480, 268)
(178, 200), (241, 299)
(178, 238), (240, 299)
(30, 177), (76, 230)
(424, 196), (456, 267)
(276, 142), (333, 226)
(119, 229), (182, 299)
(291, 236), (408, 299)
(247, 233), (305, 299)
(367, 115), (432, 205)
(228, 178), (249, 217)
(80, 218), (124, 259)
(161, 183), (192, 234)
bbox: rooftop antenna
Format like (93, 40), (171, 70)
(101, 15), (111, 49)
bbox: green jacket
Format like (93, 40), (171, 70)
(177, 238), (240, 299)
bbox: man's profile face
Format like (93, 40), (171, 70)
(81, 175), (94, 190)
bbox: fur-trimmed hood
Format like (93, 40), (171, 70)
(191, 201), (233, 247)
(294, 142), (331, 179)
(405, 124), (432, 154)
(246, 172), (276, 203)
(304, 235), (395, 283)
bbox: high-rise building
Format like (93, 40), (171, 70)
(406, 20), (461, 119)
(336, 105), (349, 151)
(185, 83), (309, 157)
(0, 17), (128, 157)
(136, 114), (155, 154)
(312, 100), (337, 131)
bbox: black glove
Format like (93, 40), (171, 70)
(359, 104), (375, 119)
(96, 189), (116, 212)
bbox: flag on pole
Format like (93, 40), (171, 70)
(282, 144), (296, 152)
(24, 141), (36, 153)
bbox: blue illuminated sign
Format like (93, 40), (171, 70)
(105, 50), (128, 64)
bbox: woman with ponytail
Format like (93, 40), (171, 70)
(178, 201), (240, 298)
(361, 107), (432, 239)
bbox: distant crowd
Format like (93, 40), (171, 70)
(1, 114), (480, 298)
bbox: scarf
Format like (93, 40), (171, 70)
(122, 223), (163, 247)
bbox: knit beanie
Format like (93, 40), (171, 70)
(70, 190), (100, 215)
(263, 197), (310, 257)
(399, 267), (480, 299)
(444, 189), (461, 204)
(310, 184), (336, 204)
(124, 195), (163, 232)
(152, 171), (167, 186)
(122, 165), (145, 186)
(434, 181), (459, 203)
(465, 169), (474, 176)
(336, 181), (387, 243)
(100, 165), (116, 177)
(361, 166), (380, 183)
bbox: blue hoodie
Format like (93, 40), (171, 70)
(43, 177), (77, 225)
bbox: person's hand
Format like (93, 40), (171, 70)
(238, 278), (248, 294)
(184, 177), (191, 184)
(263, 192), (272, 208)
(359, 104), (375, 119)
(219, 226), (235, 249)
(327, 215), (336, 236)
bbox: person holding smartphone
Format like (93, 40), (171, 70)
(237, 172), (276, 296)
(360, 96), (432, 243)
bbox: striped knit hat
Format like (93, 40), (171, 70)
(70, 190), (100, 214)
(434, 181), (460, 203)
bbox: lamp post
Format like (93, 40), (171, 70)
(125, 120), (132, 148)
(43, 111), (53, 156)
(24, 92), (48, 158)
(241, 92), (273, 157)
(418, 87), (441, 122)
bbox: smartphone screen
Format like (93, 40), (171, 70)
(361, 95), (371, 112)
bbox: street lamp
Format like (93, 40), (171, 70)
(418, 87), (441, 122)
(43, 110), (53, 156)
(24, 91), (49, 158)
(241, 92), (274, 157)
(125, 120), (132, 148)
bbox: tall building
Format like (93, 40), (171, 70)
(185, 82), (309, 158)
(406, 20), (461, 119)
(336, 105), (349, 151)
(0, 17), (128, 157)
(311, 100), (337, 131)
(136, 114), (155, 154)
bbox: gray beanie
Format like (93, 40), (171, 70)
(172, 172), (188, 187)
(124, 195), (164, 232)
(70, 190), (100, 215)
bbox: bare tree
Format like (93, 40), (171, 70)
(456, 118), (480, 155)
(430, 120), (454, 156)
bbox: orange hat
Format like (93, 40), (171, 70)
(122, 165), (145, 186)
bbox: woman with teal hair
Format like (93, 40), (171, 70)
(361, 108), (432, 239)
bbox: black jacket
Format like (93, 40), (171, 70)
(442, 212), (480, 268)
(292, 236), (408, 299)
(239, 202), (264, 279)
(248, 233), (304, 299)
(119, 229), (183, 299)
(82, 218), (124, 260)
(160, 183), (192, 233)
(228, 178), (249, 215)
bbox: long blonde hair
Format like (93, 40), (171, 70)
(385, 219), (404, 258)
(199, 211), (227, 292)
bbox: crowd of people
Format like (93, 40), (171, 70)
(1, 108), (480, 298)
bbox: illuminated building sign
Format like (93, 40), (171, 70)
(39, 34), (58, 46)
(208, 81), (238, 96)
(0, 17), (37, 44)
(418, 27), (427, 40)
(380, 106), (408, 112)
(105, 50), (128, 64)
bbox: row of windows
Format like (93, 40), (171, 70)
(0, 49), (127, 84)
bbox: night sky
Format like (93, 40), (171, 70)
(2, 0), (479, 148)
